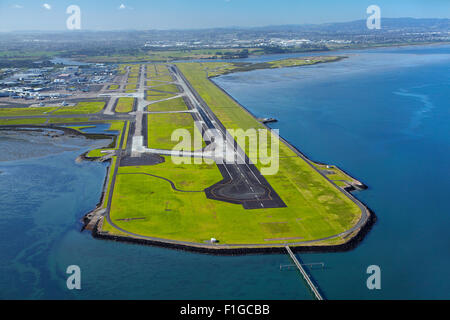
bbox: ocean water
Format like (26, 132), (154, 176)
(0, 45), (449, 299)
(213, 44), (450, 299)
(0, 127), (311, 300)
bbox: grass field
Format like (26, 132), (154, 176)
(118, 65), (127, 75)
(146, 90), (177, 102)
(206, 56), (345, 77)
(0, 60), (365, 247)
(115, 97), (134, 113)
(86, 148), (114, 158)
(147, 113), (204, 150)
(80, 48), (260, 63)
(0, 106), (57, 117)
(103, 156), (117, 209)
(177, 63), (262, 130)
(126, 65), (140, 72)
(148, 74), (173, 82)
(149, 84), (179, 93)
(147, 97), (188, 112)
(108, 121), (126, 148)
(106, 153), (358, 244)
(53, 101), (105, 115)
(108, 84), (119, 90)
(0, 118), (47, 125)
(102, 61), (362, 246)
(121, 156), (222, 190)
(122, 120), (130, 150)
(125, 84), (137, 90)
(147, 80), (172, 86)
(311, 162), (360, 188)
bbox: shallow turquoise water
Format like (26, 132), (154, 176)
(0, 45), (449, 299)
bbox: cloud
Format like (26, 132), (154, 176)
(42, 3), (51, 10)
(118, 4), (126, 9)
(12, 4), (24, 9)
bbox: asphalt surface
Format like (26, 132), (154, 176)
(0, 62), (371, 248)
(170, 65), (286, 209)
(103, 63), (371, 248)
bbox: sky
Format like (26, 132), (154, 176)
(0, 0), (448, 31)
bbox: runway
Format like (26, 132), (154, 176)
(170, 65), (286, 209)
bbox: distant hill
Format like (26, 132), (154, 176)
(2, 17), (449, 35)
(0, 17), (448, 57)
(250, 18), (450, 34)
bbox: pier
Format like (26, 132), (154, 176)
(285, 246), (324, 300)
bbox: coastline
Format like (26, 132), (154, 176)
(0, 72), (376, 254)
(207, 56), (347, 77)
(74, 41), (450, 64)
(207, 77), (375, 243)
(92, 209), (376, 255)
(86, 67), (376, 255)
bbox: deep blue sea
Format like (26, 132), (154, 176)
(1, 44), (449, 299)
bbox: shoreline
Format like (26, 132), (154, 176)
(88, 66), (375, 255)
(75, 41), (450, 64)
(2, 125), (376, 255)
(92, 209), (376, 255)
(0, 70), (376, 255)
(207, 77), (375, 245)
(207, 56), (347, 77)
